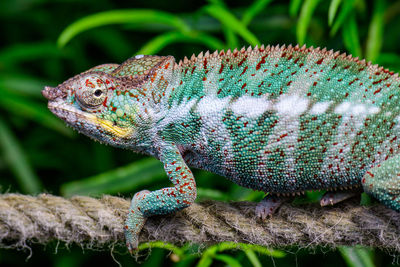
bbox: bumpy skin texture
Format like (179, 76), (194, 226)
(42, 45), (400, 251)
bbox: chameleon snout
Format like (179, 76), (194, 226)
(42, 86), (66, 101)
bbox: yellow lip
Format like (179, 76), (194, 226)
(88, 115), (133, 138)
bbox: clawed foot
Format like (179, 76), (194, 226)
(256, 195), (287, 220)
(125, 190), (150, 253)
(320, 191), (358, 207)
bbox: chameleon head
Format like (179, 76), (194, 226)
(42, 55), (175, 148)
(42, 71), (139, 147)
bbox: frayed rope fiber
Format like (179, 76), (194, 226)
(1, 193), (400, 252)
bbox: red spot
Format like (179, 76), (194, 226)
(219, 64), (225, 74)
(241, 83), (247, 89)
(176, 167), (181, 171)
(202, 77), (207, 81)
(102, 97), (108, 107)
(164, 62), (170, 69)
(316, 58), (323, 64)
(366, 171), (375, 178)
(280, 133), (288, 139)
(85, 79), (95, 88)
(373, 88), (382, 95)
(256, 55), (267, 70)
(240, 66), (248, 76)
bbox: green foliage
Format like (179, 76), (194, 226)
(1, 0), (399, 265)
(338, 246), (375, 267)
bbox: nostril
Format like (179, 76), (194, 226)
(42, 86), (65, 100)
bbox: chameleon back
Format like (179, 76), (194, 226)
(159, 45), (400, 193)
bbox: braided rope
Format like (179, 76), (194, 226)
(0, 194), (399, 252)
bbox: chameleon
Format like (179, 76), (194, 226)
(42, 44), (400, 251)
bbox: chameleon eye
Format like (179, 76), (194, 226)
(76, 76), (108, 109)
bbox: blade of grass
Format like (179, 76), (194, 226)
(342, 14), (362, 58)
(329, 0), (356, 36)
(203, 5), (260, 46)
(61, 158), (165, 197)
(223, 27), (238, 50)
(139, 241), (185, 258)
(0, 118), (42, 194)
(289, 0), (303, 17)
(136, 31), (224, 55)
(365, 0), (385, 62)
(328, 0), (342, 26)
(242, 0), (273, 26)
(244, 249), (262, 267)
(296, 0), (322, 45)
(213, 254), (242, 267)
(0, 90), (73, 136)
(57, 9), (191, 48)
(338, 246), (374, 267)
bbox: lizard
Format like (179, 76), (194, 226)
(42, 44), (400, 252)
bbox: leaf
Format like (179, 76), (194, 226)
(289, 0), (303, 17)
(342, 14), (362, 58)
(0, 118), (42, 194)
(197, 187), (229, 201)
(61, 158), (165, 197)
(57, 9), (191, 48)
(136, 31), (224, 55)
(338, 246), (375, 267)
(223, 27), (239, 50)
(244, 249), (262, 267)
(203, 5), (260, 46)
(296, 0), (322, 45)
(213, 254), (242, 267)
(242, 0), (274, 26)
(365, 0), (385, 62)
(138, 241), (185, 258)
(329, 0), (356, 36)
(328, 0), (342, 26)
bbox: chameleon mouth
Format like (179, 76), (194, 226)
(48, 100), (134, 139)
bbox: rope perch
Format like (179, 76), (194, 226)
(0, 193), (400, 252)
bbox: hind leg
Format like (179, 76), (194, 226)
(256, 194), (290, 220)
(362, 154), (400, 211)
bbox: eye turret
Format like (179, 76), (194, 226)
(76, 75), (108, 109)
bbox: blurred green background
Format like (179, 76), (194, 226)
(1, 0), (400, 265)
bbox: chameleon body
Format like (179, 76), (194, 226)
(42, 45), (400, 251)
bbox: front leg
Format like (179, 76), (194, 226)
(124, 143), (196, 252)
